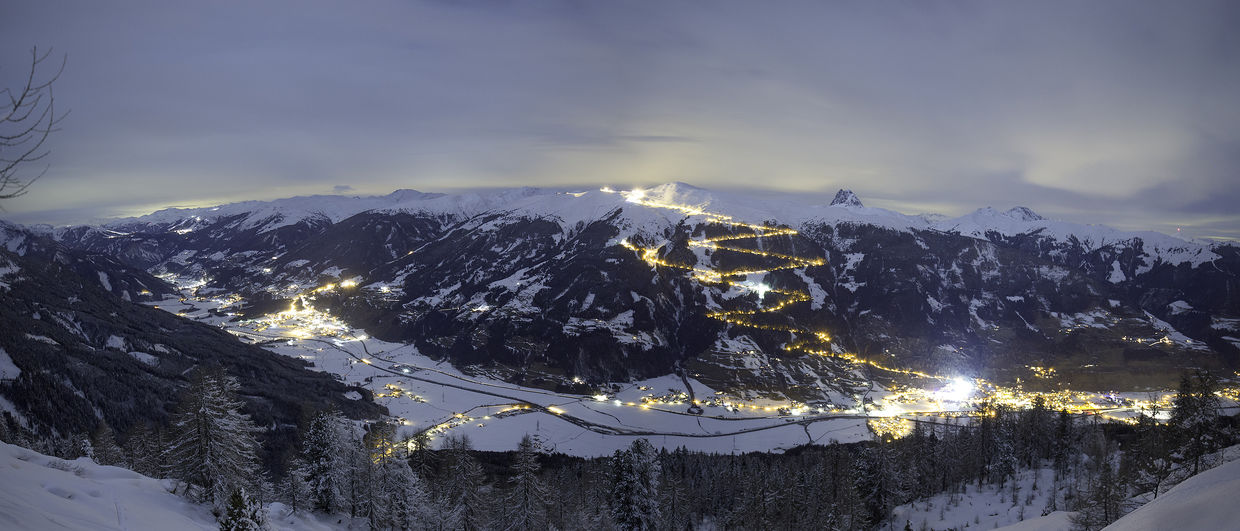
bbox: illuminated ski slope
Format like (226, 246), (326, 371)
(604, 186), (834, 356)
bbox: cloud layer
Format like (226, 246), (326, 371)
(1, 1), (1237, 238)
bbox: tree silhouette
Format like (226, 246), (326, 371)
(2, 46), (66, 201)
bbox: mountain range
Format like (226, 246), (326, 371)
(7, 183), (1238, 410)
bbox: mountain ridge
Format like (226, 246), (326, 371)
(18, 183), (1238, 396)
(44, 183), (1220, 266)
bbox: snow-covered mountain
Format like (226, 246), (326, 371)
(36, 183), (1240, 397)
(0, 220), (383, 453)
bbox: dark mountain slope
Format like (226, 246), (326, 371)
(0, 224), (384, 465)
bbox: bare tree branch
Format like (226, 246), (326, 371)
(1, 46), (68, 201)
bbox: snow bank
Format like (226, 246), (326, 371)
(996, 511), (1075, 530)
(1104, 457), (1240, 531)
(0, 442), (218, 530)
(0, 442), (348, 530)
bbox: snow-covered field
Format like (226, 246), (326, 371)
(151, 290), (879, 456)
(0, 442), (346, 531)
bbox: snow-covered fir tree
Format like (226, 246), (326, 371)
(610, 438), (661, 531)
(218, 486), (266, 531)
(298, 409), (352, 514)
(163, 367), (262, 507)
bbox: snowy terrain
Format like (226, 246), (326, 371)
(1103, 456), (1240, 530)
(7, 437), (1240, 531)
(0, 442), (347, 531)
(891, 467), (1062, 531)
(889, 445), (1240, 531)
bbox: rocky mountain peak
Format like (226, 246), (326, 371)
(830, 189), (864, 207)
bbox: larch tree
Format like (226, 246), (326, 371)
(370, 425), (431, 531)
(164, 367), (261, 507)
(88, 421), (124, 467)
(444, 434), (489, 531)
(501, 434), (550, 531)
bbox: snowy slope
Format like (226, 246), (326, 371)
(994, 511), (1076, 531)
(1103, 457), (1240, 531)
(0, 442), (346, 530)
(933, 206), (1218, 267)
(99, 189), (446, 234)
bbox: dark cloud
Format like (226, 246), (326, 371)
(0, 0), (1236, 239)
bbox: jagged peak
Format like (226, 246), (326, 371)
(830, 189), (863, 207)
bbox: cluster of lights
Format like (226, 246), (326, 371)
(868, 417), (913, 439)
(153, 240), (1240, 446)
(1121, 334), (1183, 347)
(374, 383), (428, 403)
(605, 187), (833, 360)
(242, 279), (370, 339)
(1026, 365), (1057, 379)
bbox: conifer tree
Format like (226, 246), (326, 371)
(164, 367), (262, 507)
(610, 438), (661, 531)
(1170, 371), (1223, 475)
(444, 434), (488, 531)
(409, 430), (435, 479)
(501, 434), (550, 531)
(218, 487), (265, 531)
(363, 422), (430, 529)
(124, 422), (160, 476)
(299, 409), (351, 514)
(1128, 410), (1173, 499)
(279, 456), (309, 514)
(1071, 426), (1124, 531)
(89, 421), (124, 467)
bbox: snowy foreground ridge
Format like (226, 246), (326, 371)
(5, 437), (1240, 531)
(983, 455), (1240, 531)
(1101, 457), (1240, 531)
(0, 442), (341, 531)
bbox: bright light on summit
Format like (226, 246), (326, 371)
(623, 189), (646, 203)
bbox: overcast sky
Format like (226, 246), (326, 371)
(1, 1), (1237, 239)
